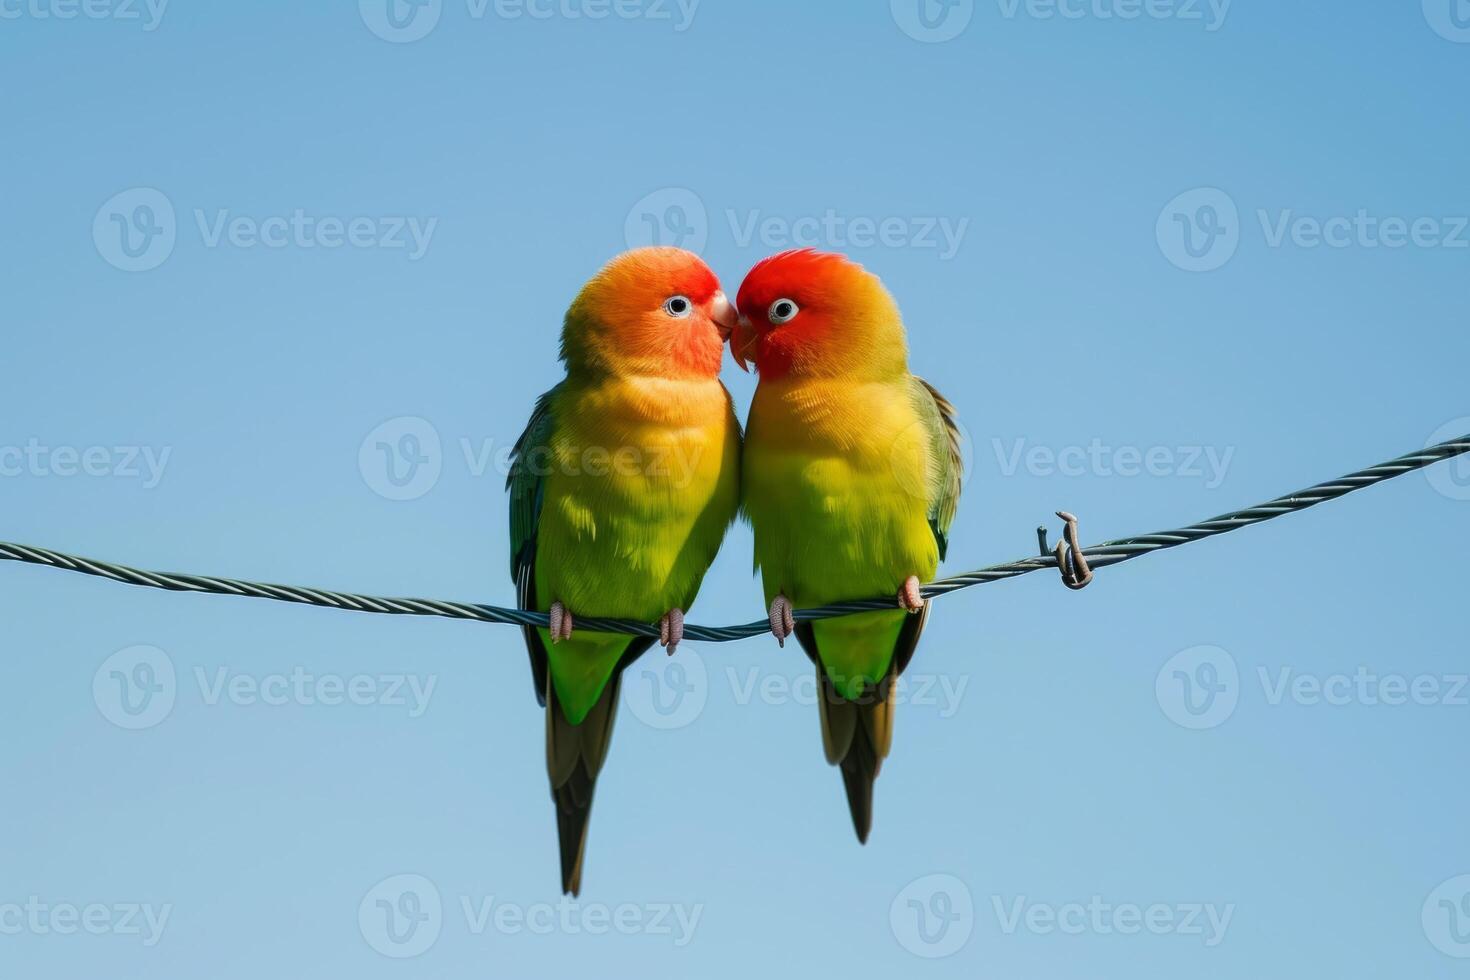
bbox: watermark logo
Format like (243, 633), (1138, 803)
(624, 648), (708, 730)
(1157, 188), (1240, 273)
(0, 440), (171, 488)
(0, 0), (169, 30)
(0, 898), (172, 946)
(1424, 875), (1470, 957)
(625, 187), (709, 253)
(991, 437), (1233, 488)
(95, 647), (437, 729)
(992, 895), (1234, 946)
(1426, 418), (1470, 501)
(624, 188), (969, 259)
(361, 0), (698, 42)
(1424, 0), (1470, 43)
(1161, 189), (1470, 271)
(727, 208), (969, 261)
(460, 894), (703, 943)
(891, 874), (974, 958)
(194, 667), (437, 716)
(359, 417), (443, 501)
(891, 0), (974, 43)
(94, 190), (436, 270)
(93, 645), (177, 730)
(1155, 645), (1238, 730)
(996, 0), (1230, 31)
(360, 0), (442, 42)
(93, 188), (176, 273)
(360, 874), (443, 958)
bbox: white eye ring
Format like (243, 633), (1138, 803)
(768, 298), (799, 324)
(663, 295), (693, 318)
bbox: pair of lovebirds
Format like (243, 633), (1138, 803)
(508, 246), (962, 895)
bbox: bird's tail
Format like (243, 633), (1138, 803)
(817, 665), (896, 844)
(545, 674), (622, 896)
(798, 602), (930, 843)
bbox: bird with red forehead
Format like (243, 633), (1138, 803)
(508, 247), (742, 893)
(731, 248), (963, 843)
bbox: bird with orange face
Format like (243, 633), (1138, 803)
(508, 247), (742, 894)
(731, 249), (962, 842)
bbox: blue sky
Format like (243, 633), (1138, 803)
(2, 2), (1469, 977)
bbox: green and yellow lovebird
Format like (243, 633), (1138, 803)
(507, 247), (742, 894)
(731, 248), (963, 843)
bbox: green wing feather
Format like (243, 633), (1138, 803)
(910, 377), (963, 561)
(507, 384), (560, 705)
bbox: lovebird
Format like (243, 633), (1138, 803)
(731, 248), (963, 842)
(507, 247), (742, 894)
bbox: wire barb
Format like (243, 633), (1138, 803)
(1, 434), (1467, 644)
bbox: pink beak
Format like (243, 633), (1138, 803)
(710, 290), (738, 342)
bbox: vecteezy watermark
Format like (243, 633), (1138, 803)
(624, 648), (710, 730)
(359, 874), (442, 958)
(624, 652), (972, 731)
(892, 0), (1231, 43)
(1156, 645), (1470, 731)
(624, 188), (970, 260)
(359, 417), (444, 502)
(891, 874), (975, 958)
(93, 188), (177, 272)
(1257, 667), (1469, 709)
(1155, 645), (1240, 730)
(625, 188), (709, 253)
(0, 0), (168, 30)
(991, 438), (1234, 489)
(1423, 0), (1470, 43)
(1425, 418), (1470, 502)
(991, 895), (1235, 947)
(0, 440), (171, 488)
(195, 667), (437, 717)
(0, 898), (172, 946)
(1158, 187), (1470, 272)
(93, 646), (178, 730)
(93, 646), (437, 730)
(891, 0), (973, 42)
(358, 874), (704, 957)
(726, 209), (969, 262)
(995, 0), (1230, 31)
(359, 0), (699, 43)
(358, 416), (711, 502)
(1423, 875), (1470, 958)
(93, 188), (438, 272)
(1156, 188), (1240, 273)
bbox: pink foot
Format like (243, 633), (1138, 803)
(897, 576), (925, 614)
(769, 594), (795, 647)
(548, 601), (574, 643)
(660, 608), (685, 655)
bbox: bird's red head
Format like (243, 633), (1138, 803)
(563, 247), (737, 379)
(731, 249), (906, 380)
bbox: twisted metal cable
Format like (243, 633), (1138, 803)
(1, 434), (1466, 643)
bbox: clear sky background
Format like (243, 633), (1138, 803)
(2, 2), (1469, 977)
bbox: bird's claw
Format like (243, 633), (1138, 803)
(548, 601), (575, 643)
(897, 575), (925, 614)
(660, 608), (685, 656)
(769, 594), (795, 648)
(1053, 511), (1094, 591)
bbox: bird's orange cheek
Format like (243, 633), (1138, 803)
(670, 320), (725, 377)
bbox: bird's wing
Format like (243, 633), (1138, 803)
(909, 376), (964, 561)
(507, 384), (561, 705)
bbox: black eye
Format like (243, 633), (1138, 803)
(769, 298), (799, 325)
(663, 295), (692, 318)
